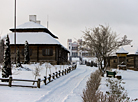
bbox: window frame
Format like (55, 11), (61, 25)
(42, 48), (53, 56)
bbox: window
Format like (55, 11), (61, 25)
(72, 47), (78, 50)
(42, 48), (53, 56)
(72, 52), (78, 57)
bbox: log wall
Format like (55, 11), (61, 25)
(10, 45), (68, 65)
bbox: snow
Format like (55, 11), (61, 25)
(135, 48), (138, 54)
(2, 32), (69, 52)
(4, 32), (61, 45)
(100, 69), (138, 100)
(72, 57), (80, 62)
(0, 62), (138, 101)
(11, 21), (46, 29)
(0, 63), (98, 102)
(116, 47), (129, 54)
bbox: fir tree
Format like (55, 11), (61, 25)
(24, 41), (30, 64)
(16, 49), (22, 67)
(2, 35), (12, 78)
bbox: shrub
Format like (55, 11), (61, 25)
(82, 70), (101, 102)
(82, 70), (131, 102)
(105, 78), (130, 102)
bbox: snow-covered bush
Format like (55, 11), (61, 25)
(82, 70), (101, 102)
(105, 78), (130, 102)
(82, 69), (131, 102)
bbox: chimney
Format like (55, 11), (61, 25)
(29, 15), (41, 24)
(29, 15), (36, 22)
(36, 20), (41, 24)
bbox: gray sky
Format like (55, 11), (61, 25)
(0, 0), (138, 53)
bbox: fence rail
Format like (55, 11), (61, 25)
(0, 64), (77, 88)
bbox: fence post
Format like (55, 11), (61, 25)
(59, 70), (61, 77)
(69, 67), (71, 72)
(62, 70), (64, 76)
(48, 74), (51, 82)
(44, 76), (46, 85)
(71, 66), (72, 71)
(37, 78), (41, 88)
(56, 72), (58, 78)
(67, 68), (69, 73)
(9, 76), (12, 87)
(75, 64), (77, 69)
(52, 73), (55, 80)
(65, 69), (67, 75)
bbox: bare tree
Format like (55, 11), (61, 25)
(32, 64), (41, 85)
(45, 62), (49, 76)
(82, 25), (132, 74)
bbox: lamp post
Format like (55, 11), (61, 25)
(14, 0), (16, 64)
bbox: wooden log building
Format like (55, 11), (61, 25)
(7, 15), (69, 64)
(107, 47), (138, 69)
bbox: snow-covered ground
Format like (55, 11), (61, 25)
(0, 63), (98, 102)
(0, 63), (138, 102)
(100, 69), (138, 100)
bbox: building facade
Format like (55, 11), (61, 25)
(67, 39), (78, 57)
(107, 47), (138, 69)
(67, 39), (92, 58)
(3, 15), (69, 65)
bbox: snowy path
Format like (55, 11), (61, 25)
(0, 65), (97, 102)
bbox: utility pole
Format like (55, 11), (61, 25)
(47, 15), (49, 29)
(14, 0), (16, 64)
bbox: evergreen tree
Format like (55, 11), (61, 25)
(2, 35), (12, 78)
(0, 39), (4, 63)
(16, 49), (22, 67)
(24, 41), (30, 64)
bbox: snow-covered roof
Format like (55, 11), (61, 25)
(116, 47), (129, 54)
(135, 48), (138, 54)
(10, 21), (58, 39)
(7, 32), (61, 45)
(4, 32), (69, 52)
(12, 21), (46, 29)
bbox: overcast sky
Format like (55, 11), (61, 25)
(0, 0), (138, 53)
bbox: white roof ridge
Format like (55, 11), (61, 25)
(135, 48), (138, 54)
(116, 47), (129, 54)
(15, 21), (47, 29)
(6, 32), (60, 45)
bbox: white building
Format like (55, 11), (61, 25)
(67, 39), (92, 59)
